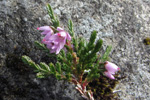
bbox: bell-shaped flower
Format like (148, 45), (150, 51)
(46, 41), (59, 53)
(104, 71), (115, 79)
(37, 26), (53, 44)
(46, 27), (71, 54)
(104, 61), (120, 79)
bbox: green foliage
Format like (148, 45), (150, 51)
(100, 46), (112, 62)
(78, 37), (86, 55)
(49, 63), (56, 74)
(68, 20), (78, 51)
(68, 20), (74, 37)
(55, 62), (61, 74)
(22, 55), (60, 79)
(87, 30), (97, 51)
(47, 4), (60, 28)
(22, 55), (40, 70)
(22, 4), (118, 100)
(34, 41), (56, 58)
(34, 41), (49, 53)
(87, 67), (100, 82)
(40, 62), (51, 71)
(93, 39), (103, 53)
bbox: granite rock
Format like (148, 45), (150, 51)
(0, 0), (150, 100)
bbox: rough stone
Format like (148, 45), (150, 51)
(0, 0), (150, 100)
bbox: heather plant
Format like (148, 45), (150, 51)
(22, 4), (121, 100)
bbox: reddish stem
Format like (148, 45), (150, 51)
(82, 79), (89, 90)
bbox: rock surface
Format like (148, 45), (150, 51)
(0, 0), (150, 100)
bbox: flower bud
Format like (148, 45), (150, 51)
(104, 61), (120, 79)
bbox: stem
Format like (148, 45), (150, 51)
(82, 79), (89, 88)
(79, 72), (84, 83)
(71, 77), (78, 85)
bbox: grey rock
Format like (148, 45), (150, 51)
(0, 0), (83, 100)
(0, 0), (150, 100)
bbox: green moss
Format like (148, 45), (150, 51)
(87, 72), (125, 100)
(143, 37), (150, 45)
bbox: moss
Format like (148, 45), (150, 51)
(143, 37), (150, 45)
(87, 72), (125, 100)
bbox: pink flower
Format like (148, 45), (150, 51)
(104, 71), (115, 79)
(37, 26), (71, 54)
(46, 41), (59, 53)
(46, 27), (71, 54)
(104, 61), (120, 79)
(37, 26), (53, 44)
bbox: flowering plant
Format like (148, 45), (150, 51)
(22, 4), (120, 100)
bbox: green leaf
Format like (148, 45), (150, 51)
(65, 72), (71, 80)
(56, 74), (61, 80)
(40, 62), (51, 71)
(93, 39), (103, 53)
(86, 66), (100, 81)
(64, 45), (70, 51)
(47, 4), (55, 19)
(101, 46), (112, 62)
(68, 20), (79, 51)
(68, 20), (74, 37)
(66, 52), (72, 62)
(77, 38), (85, 55)
(22, 55), (40, 70)
(56, 62), (61, 74)
(60, 50), (65, 58)
(49, 63), (56, 74)
(61, 63), (68, 71)
(76, 64), (82, 74)
(34, 41), (49, 53)
(90, 73), (100, 80)
(22, 55), (30, 64)
(46, 4), (60, 28)
(88, 31), (97, 45)
(29, 62), (40, 70)
(36, 72), (45, 78)
(86, 31), (97, 51)
(90, 31), (97, 43)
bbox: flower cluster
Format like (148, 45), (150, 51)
(37, 26), (71, 54)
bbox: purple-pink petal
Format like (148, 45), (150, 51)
(104, 71), (115, 79)
(104, 61), (120, 79)
(39, 26), (71, 54)
(55, 44), (62, 54)
(49, 34), (59, 41)
(105, 61), (120, 74)
(42, 33), (51, 41)
(37, 26), (53, 36)
(67, 32), (71, 40)
(41, 30), (49, 35)
(37, 26), (52, 31)
(50, 49), (56, 53)
(57, 27), (64, 31)
(58, 31), (67, 38)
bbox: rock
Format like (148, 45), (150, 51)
(0, 0), (83, 100)
(0, 0), (150, 100)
